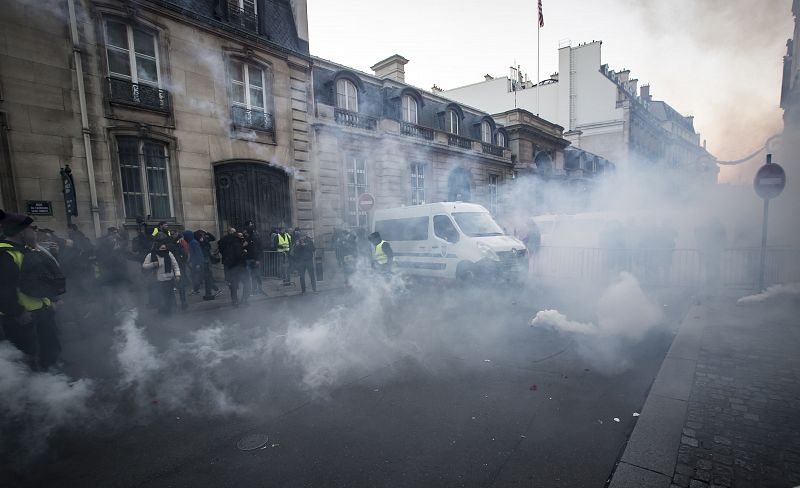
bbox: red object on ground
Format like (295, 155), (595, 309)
(530, 384), (538, 391)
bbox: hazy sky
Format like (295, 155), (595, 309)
(307, 0), (794, 183)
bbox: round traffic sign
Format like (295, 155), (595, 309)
(754, 163), (786, 200)
(358, 193), (375, 211)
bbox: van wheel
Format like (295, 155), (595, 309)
(456, 262), (476, 282)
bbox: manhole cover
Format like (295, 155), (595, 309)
(237, 433), (269, 451)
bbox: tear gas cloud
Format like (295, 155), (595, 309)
(531, 272), (663, 374)
(737, 282), (800, 305)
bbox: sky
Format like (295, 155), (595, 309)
(306, 0), (794, 184)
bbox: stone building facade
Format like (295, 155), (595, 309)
(310, 55), (516, 238)
(0, 0), (313, 238)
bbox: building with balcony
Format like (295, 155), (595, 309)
(442, 41), (717, 180)
(310, 55), (518, 235)
(0, 0), (313, 238)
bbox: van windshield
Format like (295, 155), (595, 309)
(452, 212), (504, 237)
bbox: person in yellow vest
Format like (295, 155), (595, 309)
(274, 225), (292, 284)
(0, 210), (61, 370)
(368, 231), (393, 275)
(151, 221), (171, 239)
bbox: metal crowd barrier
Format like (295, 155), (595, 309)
(259, 250), (323, 281)
(530, 246), (800, 288)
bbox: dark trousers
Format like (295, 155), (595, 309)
(176, 267), (188, 307)
(227, 265), (249, 304)
(201, 261), (218, 297)
(1, 306), (60, 370)
(296, 260), (316, 292)
(153, 280), (175, 314)
(247, 259), (262, 292)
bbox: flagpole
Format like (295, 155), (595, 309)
(537, 18), (540, 116)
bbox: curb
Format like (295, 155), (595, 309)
(608, 300), (709, 488)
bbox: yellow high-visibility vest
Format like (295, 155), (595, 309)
(0, 242), (50, 314)
(277, 233), (291, 253)
(373, 241), (388, 265)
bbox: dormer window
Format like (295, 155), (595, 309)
(446, 109), (460, 135)
(336, 79), (358, 111)
(401, 95), (418, 124)
(496, 131), (506, 147)
(481, 121), (492, 143)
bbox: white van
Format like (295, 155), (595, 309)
(372, 202), (527, 281)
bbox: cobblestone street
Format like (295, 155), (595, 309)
(671, 296), (800, 488)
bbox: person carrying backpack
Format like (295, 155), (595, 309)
(0, 211), (65, 370)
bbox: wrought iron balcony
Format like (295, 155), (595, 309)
(334, 108), (377, 131)
(231, 105), (274, 132)
(400, 122), (435, 141)
(447, 133), (473, 150)
(482, 142), (505, 157)
(227, 1), (258, 33)
(106, 77), (170, 112)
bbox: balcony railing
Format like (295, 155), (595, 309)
(334, 108), (377, 131)
(107, 77), (170, 112)
(482, 142), (505, 157)
(447, 133), (473, 150)
(227, 1), (258, 33)
(231, 105), (274, 132)
(400, 121), (435, 140)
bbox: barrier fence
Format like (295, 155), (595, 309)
(259, 250), (323, 281)
(530, 246), (800, 288)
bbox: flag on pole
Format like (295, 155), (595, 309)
(538, 0), (544, 28)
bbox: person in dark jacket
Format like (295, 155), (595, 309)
(220, 229), (248, 306)
(243, 225), (264, 295)
(0, 211), (62, 370)
(183, 230), (204, 296)
(194, 229), (220, 300)
(292, 232), (316, 293)
(167, 233), (189, 311)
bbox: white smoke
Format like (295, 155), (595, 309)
(737, 283), (800, 304)
(0, 342), (93, 454)
(282, 269), (419, 391)
(530, 272), (663, 373)
(112, 311), (266, 414)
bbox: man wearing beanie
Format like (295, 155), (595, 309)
(0, 210), (62, 370)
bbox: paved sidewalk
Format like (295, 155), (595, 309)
(610, 292), (800, 488)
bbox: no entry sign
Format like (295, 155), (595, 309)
(358, 193), (375, 211)
(754, 162), (786, 200)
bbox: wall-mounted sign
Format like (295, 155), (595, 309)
(26, 200), (53, 216)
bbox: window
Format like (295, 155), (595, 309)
(228, 0), (258, 32)
(229, 60), (272, 131)
(105, 20), (160, 86)
(345, 156), (367, 228)
(401, 95), (418, 124)
(481, 121), (492, 143)
(433, 215), (459, 243)
(336, 79), (358, 111)
(488, 174), (499, 214)
(446, 109), (460, 135)
(375, 217), (429, 241)
(496, 131), (506, 148)
(230, 60), (265, 111)
(452, 212), (503, 237)
(117, 137), (172, 219)
(410, 163), (425, 205)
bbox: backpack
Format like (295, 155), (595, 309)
(20, 249), (67, 298)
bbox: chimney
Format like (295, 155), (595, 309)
(484, 74), (494, 81)
(550, 72), (559, 81)
(431, 84), (443, 93)
(640, 84), (651, 103)
(371, 54), (409, 82)
(617, 69), (630, 82)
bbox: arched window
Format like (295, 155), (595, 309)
(496, 131), (506, 148)
(401, 94), (418, 124)
(336, 78), (358, 111)
(447, 109), (460, 135)
(481, 121), (492, 143)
